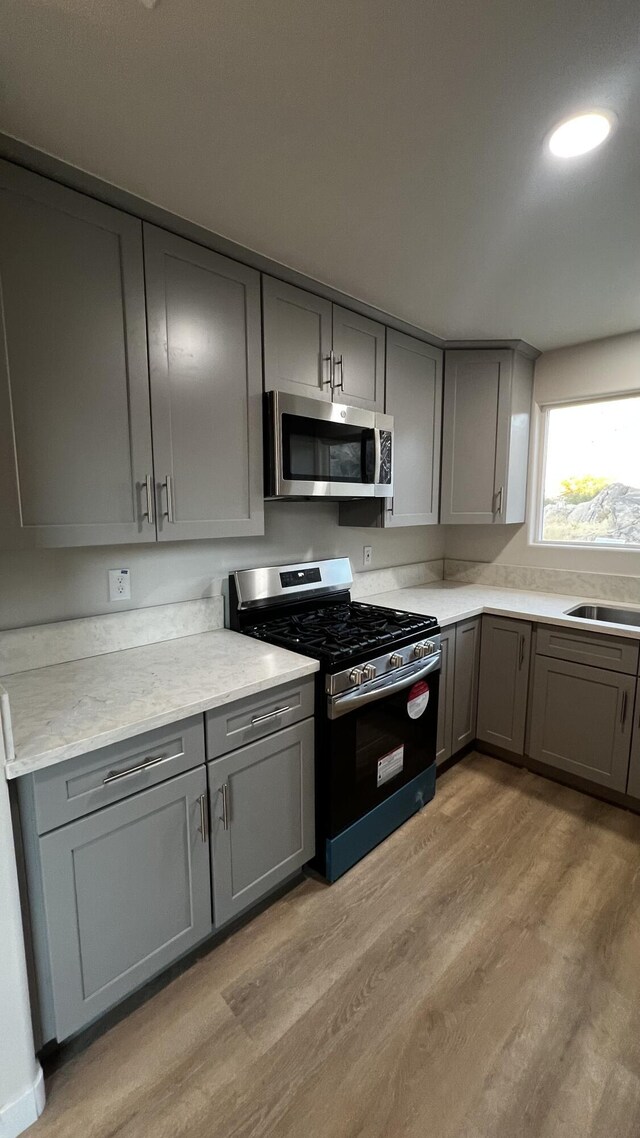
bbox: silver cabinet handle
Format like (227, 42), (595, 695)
(621, 690), (628, 729)
(103, 751), (177, 785)
(518, 634), (525, 670)
(143, 475), (155, 526)
(333, 354), (344, 391)
(163, 474), (175, 523)
(219, 783), (230, 830)
(323, 349), (335, 387)
(197, 792), (209, 843)
(250, 705), (291, 726)
(495, 486), (504, 516)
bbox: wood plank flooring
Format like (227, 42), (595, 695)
(30, 753), (640, 1137)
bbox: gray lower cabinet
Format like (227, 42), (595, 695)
(37, 766), (212, 1040)
(436, 619), (481, 764)
(440, 348), (533, 525)
(262, 275), (333, 400)
(436, 627), (455, 765)
(0, 160), (155, 549)
(477, 616), (531, 755)
(452, 618), (481, 753)
(528, 655), (634, 792)
(626, 680), (640, 799)
(208, 719), (315, 927)
(144, 225), (264, 540)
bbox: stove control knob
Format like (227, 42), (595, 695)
(362, 663), (377, 681)
(389, 653), (404, 668)
(349, 668), (365, 686)
(413, 642), (429, 659)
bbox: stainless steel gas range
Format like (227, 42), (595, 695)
(228, 557), (441, 881)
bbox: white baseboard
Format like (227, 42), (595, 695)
(0, 1066), (45, 1138)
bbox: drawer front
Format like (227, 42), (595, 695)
(206, 677), (314, 760)
(32, 716), (205, 834)
(536, 624), (639, 675)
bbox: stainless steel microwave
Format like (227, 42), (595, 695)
(264, 391), (393, 499)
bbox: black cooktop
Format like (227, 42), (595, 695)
(246, 601), (438, 666)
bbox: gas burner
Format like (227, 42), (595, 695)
(247, 600), (438, 666)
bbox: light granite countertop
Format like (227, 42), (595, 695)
(0, 629), (319, 779)
(367, 580), (640, 635)
(4, 580), (640, 781)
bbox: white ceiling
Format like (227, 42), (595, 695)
(1, 0), (639, 350)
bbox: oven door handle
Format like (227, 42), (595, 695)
(327, 654), (441, 720)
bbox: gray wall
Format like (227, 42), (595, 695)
(0, 501), (444, 630)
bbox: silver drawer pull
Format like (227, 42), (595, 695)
(103, 752), (178, 785)
(250, 705), (291, 726)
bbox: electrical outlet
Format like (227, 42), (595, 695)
(363, 546), (373, 567)
(108, 568), (131, 602)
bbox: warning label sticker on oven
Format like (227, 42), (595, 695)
(407, 680), (430, 719)
(377, 746), (404, 787)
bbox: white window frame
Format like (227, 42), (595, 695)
(529, 390), (640, 553)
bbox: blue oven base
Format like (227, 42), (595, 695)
(321, 764), (436, 883)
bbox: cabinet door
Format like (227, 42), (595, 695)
(440, 349), (511, 524)
(436, 627), (455, 766)
(0, 161), (155, 549)
(451, 618), (481, 753)
(39, 767), (211, 1040)
(477, 617), (531, 755)
(626, 680), (640, 799)
(262, 276), (333, 400)
(331, 306), (385, 411)
(208, 720), (315, 927)
(528, 656), (634, 792)
(385, 331), (443, 527)
(144, 225), (264, 541)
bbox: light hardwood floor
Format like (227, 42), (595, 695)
(30, 753), (640, 1137)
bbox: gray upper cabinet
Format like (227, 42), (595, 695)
(38, 766), (212, 1040)
(332, 305), (385, 411)
(262, 276), (384, 411)
(477, 616), (531, 755)
(528, 655), (634, 792)
(262, 276), (333, 400)
(208, 719), (315, 928)
(0, 161), (155, 549)
(144, 226), (264, 541)
(452, 618), (481, 753)
(440, 348), (533, 525)
(384, 331), (442, 527)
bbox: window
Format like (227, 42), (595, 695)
(536, 393), (640, 547)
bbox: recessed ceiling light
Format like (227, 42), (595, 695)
(548, 111), (615, 158)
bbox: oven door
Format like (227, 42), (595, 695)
(324, 655), (440, 837)
(265, 390), (392, 499)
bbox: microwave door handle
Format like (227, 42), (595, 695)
(373, 428), (382, 484)
(328, 654), (441, 720)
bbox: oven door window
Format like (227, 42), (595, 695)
(282, 414), (374, 484)
(326, 673), (439, 836)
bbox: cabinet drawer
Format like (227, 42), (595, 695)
(30, 717), (205, 834)
(536, 624), (639, 675)
(206, 678), (314, 759)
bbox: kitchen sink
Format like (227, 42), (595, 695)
(565, 603), (640, 628)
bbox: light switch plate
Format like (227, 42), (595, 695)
(363, 546), (373, 567)
(108, 568), (131, 602)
